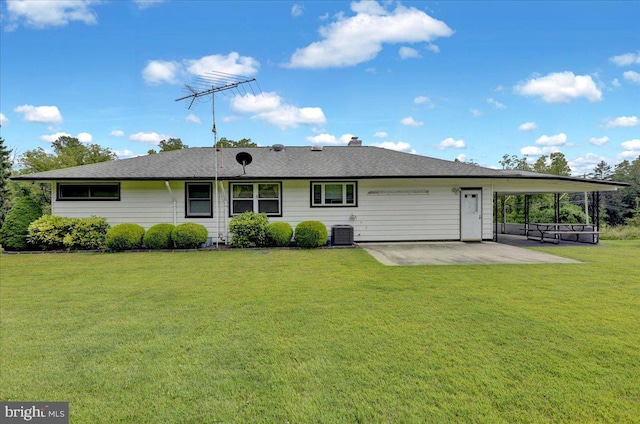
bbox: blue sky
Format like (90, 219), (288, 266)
(1, 0), (639, 175)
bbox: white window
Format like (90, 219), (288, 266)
(231, 182), (282, 216)
(311, 182), (357, 207)
(185, 183), (212, 217)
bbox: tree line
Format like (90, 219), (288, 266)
(0, 136), (638, 228)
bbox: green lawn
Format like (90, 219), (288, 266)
(1, 241), (639, 423)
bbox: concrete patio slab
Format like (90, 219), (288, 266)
(360, 241), (581, 266)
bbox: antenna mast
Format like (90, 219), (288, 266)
(174, 71), (259, 249)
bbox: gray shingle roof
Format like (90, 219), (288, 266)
(11, 146), (626, 188)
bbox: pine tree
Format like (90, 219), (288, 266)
(0, 137), (13, 225)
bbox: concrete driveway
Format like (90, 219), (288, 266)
(360, 241), (580, 266)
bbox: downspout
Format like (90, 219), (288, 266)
(218, 181), (228, 244)
(164, 181), (177, 226)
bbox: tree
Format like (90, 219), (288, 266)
(11, 136), (116, 214)
(533, 152), (571, 176)
(604, 156), (640, 226)
(0, 137), (12, 225)
(499, 154), (531, 171)
(147, 138), (188, 155)
(216, 137), (257, 148)
(19, 136), (116, 173)
(593, 160), (613, 180)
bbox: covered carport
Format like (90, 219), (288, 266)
(491, 170), (627, 244)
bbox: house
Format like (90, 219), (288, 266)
(13, 142), (626, 244)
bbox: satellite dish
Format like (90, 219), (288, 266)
(236, 152), (253, 174)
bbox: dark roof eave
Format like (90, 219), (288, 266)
(11, 174), (629, 186)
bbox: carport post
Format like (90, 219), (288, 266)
(493, 192), (498, 242)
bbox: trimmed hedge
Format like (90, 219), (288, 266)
(28, 215), (74, 250)
(105, 223), (145, 250)
(0, 197), (43, 251)
(265, 222), (293, 247)
(229, 211), (269, 248)
(63, 216), (110, 250)
(172, 223), (208, 249)
(144, 223), (175, 249)
(294, 221), (328, 248)
(28, 215), (109, 250)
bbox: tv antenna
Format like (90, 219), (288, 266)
(175, 70), (259, 146)
(174, 70), (260, 249)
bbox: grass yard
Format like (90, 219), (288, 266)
(1, 241), (639, 423)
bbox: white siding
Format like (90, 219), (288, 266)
(52, 179), (497, 243)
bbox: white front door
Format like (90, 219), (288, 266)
(460, 189), (482, 241)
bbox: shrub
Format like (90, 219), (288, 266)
(229, 211), (269, 248)
(172, 223), (208, 249)
(600, 225), (640, 240)
(144, 223), (175, 249)
(265, 222), (293, 247)
(28, 215), (110, 251)
(28, 215), (74, 250)
(63, 216), (110, 250)
(294, 221), (328, 248)
(105, 223), (145, 250)
(0, 197), (43, 251)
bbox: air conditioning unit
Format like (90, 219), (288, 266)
(332, 225), (354, 246)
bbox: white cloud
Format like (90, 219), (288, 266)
(623, 70), (640, 84)
(401, 116), (424, 127)
(231, 92), (326, 129)
(115, 149), (138, 159)
(609, 51), (640, 67)
(621, 139), (640, 150)
(129, 132), (169, 145)
(373, 141), (416, 154)
(399, 46), (421, 59)
(373, 131), (388, 138)
(436, 137), (465, 150)
(569, 153), (608, 176)
(39, 132), (71, 143)
(515, 71), (602, 103)
(110, 130), (125, 137)
(605, 116), (640, 128)
(286, 1), (454, 68)
(134, 0), (168, 10)
(611, 78), (621, 88)
(185, 52), (260, 77)
(185, 114), (201, 124)
(142, 60), (181, 85)
(306, 133), (354, 145)
(426, 43), (440, 53)
(292, 4), (304, 17)
(520, 145), (561, 156)
(414, 96), (434, 108)
(520, 146), (543, 156)
(0, 113), (9, 126)
(619, 150), (640, 160)
(518, 122), (538, 131)
(40, 131), (91, 143)
(142, 52), (260, 85)
(487, 98), (506, 109)
(77, 132), (92, 143)
(589, 136), (610, 146)
(534, 133), (567, 147)
(470, 109), (482, 117)
(14, 105), (63, 124)
(5, 0), (98, 30)
(455, 153), (466, 162)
